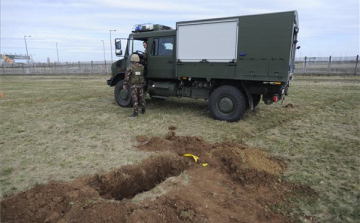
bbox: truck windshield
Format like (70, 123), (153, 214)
(128, 39), (145, 54)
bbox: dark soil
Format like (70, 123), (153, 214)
(168, 125), (177, 130)
(1, 128), (315, 223)
(285, 103), (295, 108)
(136, 135), (149, 143)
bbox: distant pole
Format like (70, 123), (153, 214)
(355, 55), (359, 75)
(56, 42), (60, 63)
(24, 35), (31, 63)
(101, 40), (107, 73)
(327, 56), (332, 74)
(109, 30), (116, 63)
(101, 40), (106, 61)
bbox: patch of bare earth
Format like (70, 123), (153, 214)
(1, 128), (315, 223)
(284, 103), (295, 108)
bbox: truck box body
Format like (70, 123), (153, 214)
(176, 11), (298, 82)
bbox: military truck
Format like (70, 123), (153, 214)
(107, 11), (299, 122)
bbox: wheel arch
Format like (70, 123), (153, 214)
(110, 72), (126, 86)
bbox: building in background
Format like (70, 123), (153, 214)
(0, 54), (31, 64)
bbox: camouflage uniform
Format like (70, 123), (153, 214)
(124, 63), (146, 114)
(130, 84), (145, 113)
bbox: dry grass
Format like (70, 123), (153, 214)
(0, 75), (359, 222)
(246, 77), (360, 222)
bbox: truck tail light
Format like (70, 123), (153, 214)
(273, 95), (278, 102)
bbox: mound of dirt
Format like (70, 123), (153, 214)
(1, 130), (315, 223)
(285, 103), (295, 108)
(136, 135), (149, 143)
(168, 125), (177, 130)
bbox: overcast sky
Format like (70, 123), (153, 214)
(1, 0), (359, 62)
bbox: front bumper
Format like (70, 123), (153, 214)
(107, 77), (113, 86)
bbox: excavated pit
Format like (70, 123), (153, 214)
(87, 153), (191, 201)
(1, 128), (316, 223)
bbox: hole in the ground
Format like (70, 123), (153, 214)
(88, 154), (190, 201)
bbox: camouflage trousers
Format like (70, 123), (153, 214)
(131, 84), (146, 113)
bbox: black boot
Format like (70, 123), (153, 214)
(129, 112), (138, 117)
(141, 108), (146, 114)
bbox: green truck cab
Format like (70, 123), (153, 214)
(107, 11), (299, 122)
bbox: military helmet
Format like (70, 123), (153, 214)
(130, 54), (140, 62)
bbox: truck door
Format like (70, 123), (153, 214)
(148, 37), (175, 79)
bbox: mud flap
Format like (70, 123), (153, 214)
(241, 83), (254, 110)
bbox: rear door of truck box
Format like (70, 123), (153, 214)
(236, 12), (295, 82)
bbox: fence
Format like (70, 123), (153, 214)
(0, 56), (359, 76)
(294, 55), (359, 75)
(0, 61), (111, 76)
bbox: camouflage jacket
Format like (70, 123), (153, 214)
(124, 63), (145, 86)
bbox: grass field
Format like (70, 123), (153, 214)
(0, 75), (359, 222)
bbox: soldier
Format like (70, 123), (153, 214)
(123, 54), (146, 117)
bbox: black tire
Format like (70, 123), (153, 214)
(252, 94), (261, 108)
(114, 80), (132, 107)
(209, 85), (246, 122)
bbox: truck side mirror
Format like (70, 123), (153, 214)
(115, 38), (122, 56)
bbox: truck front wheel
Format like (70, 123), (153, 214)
(209, 85), (246, 122)
(114, 80), (133, 107)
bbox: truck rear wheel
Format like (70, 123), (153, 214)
(209, 85), (246, 122)
(114, 80), (133, 107)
